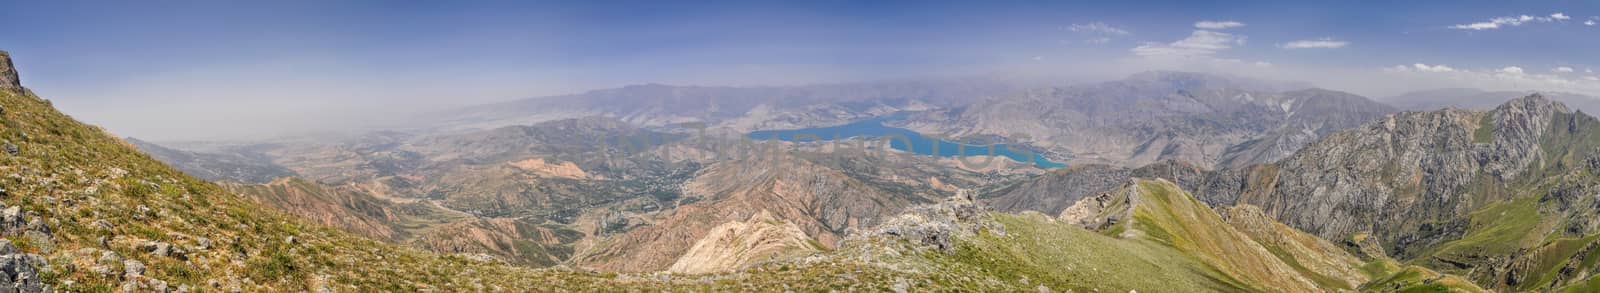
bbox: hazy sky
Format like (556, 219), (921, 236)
(3, 0), (1600, 141)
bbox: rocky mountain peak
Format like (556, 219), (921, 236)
(1494, 93), (1567, 115)
(0, 50), (20, 93)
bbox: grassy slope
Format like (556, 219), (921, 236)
(938, 212), (1252, 292)
(909, 179), (1485, 292)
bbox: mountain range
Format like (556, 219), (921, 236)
(15, 47), (1600, 291)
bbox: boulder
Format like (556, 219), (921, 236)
(0, 243), (49, 292)
(123, 259), (145, 278)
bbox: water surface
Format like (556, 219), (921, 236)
(747, 116), (1065, 168)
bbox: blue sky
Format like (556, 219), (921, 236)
(3, 0), (1600, 140)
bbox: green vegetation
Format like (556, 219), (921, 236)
(1472, 113), (1495, 144)
(1427, 196), (1545, 258)
(935, 212), (1250, 292)
(1359, 264), (1487, 293)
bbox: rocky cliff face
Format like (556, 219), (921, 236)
(1194, 94), (1600, 290)
(1242, 95), (1562, 257)
(0, 51), (20, 93)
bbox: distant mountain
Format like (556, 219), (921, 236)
(981, 160), (1239, 215)
(1384, 88), (1600, 114)
(127, 138), (296, 184)
(899, 71), (1395, 169)
(1217, 94), (1600, 291)
(975, 93), (1600, 291)
(430, 78), (1027, 132)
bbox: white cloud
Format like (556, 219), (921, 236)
(1555, 66), (1576, 73)
(1589, 68), (1596, 74)
(1450, 13), (1571, 30)
(1587, 76), (1600, 81)
(1085, 37), (1112, 44)
(1500, 66), (1526, 75)
(1194, 21), (1245, 30)
(1280, 38), (1349, 49)
(1384, 63), (1456, 73)
(1415, 63), (1455, 72)
(1131, 30), (1246, 57)
(1587, 19), (1597, 26)
(1067, 22), (1130, 35)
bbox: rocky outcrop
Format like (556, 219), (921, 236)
(667, 210), (819, 274)
(0, 50), (20, 93)
(868, 190), (1001, 253)
(0, 239), (48, 293)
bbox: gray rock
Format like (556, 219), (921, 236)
(0, 252), (49, 292)
(24, 218), (48, 236)
(150, 278), (168, 292)
(97, 250), (122, 265)
(868, 190), (1002, 253)
(194, 237), (212, 250)
(123, 259), (145, 278)
(91, 220), (113, 231)
(0, 240), (14, 255)
(1, 143), (15, 156)
(138, 240), (186, 260)
(0, 206), (23, 235)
